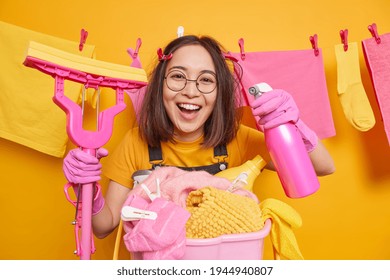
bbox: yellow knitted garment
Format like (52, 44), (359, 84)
(185, 187), (263, 238)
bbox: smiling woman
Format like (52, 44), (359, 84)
(1, 0), (390, 262)
(140, 36), (240, 149)
(62, 35), (334, 251)
(162, 45), (218, 142)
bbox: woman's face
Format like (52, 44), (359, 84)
(163, 45), (217, 142)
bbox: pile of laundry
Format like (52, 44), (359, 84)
(121, 166), (303, 260)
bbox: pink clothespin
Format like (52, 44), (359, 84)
(127, 38), (142, 59)
(309, 34), (319, 56)
(238, 38), (245, 60)
(368, 23), (381, 44)
(157, 48), (173, 61)
(79, 28), (88, 51)
(127, 38), (143, 68)
(340, 29), (349, 51)
(222, 52), (238, 63)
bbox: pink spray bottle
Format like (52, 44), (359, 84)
(249, 83), (319, 198)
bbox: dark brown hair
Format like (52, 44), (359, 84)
(138, 35), (242, 148)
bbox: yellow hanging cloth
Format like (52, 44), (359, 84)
(0, 21), (95, 157)
(335, 42), (375, 131)
(260, 198), (304, 260)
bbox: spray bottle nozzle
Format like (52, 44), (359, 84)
(249, 82), (273, 98)
(249, 86), (260, 96)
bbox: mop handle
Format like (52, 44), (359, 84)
(53, 74), (124, 260)
(23, 53), (147, 259)
(53, 75), (117, 260)
(79, 148), (96, 260)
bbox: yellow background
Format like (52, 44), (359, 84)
(1, 0), (390, 260)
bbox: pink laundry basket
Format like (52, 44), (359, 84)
(131, 219), (271, 260)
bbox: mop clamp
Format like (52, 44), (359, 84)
(24, 41), (148, 260)
(24, 41), (148, 149)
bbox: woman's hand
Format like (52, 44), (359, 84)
(250, 89), (299, 129)
(63, 148), (108, 184)
(251, 89), (335, 175)
(250, 89), (318, 152)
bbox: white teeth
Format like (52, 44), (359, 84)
(178, 103), (200, 110)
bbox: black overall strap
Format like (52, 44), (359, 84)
(148, 145), (164, 162)
(147, 143), (228, 175)
(214, 144), (227, 158)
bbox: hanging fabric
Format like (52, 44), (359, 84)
(125, 38), (147, 124)
(0, 21), (95, 157)
(335, 40), (376, 131)
(230, 40), (335, 139)
(362, 27), (390, 145)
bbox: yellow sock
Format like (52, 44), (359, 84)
(335, 42), (375, 131)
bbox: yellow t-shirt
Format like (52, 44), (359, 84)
(103, 124), (269, 188)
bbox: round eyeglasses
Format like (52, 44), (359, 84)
(164, 70), (217, 94)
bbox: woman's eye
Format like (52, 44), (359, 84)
(170, 73), (186, 80)
(199, 76), (215, 84)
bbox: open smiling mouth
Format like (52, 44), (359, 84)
(177, 103), (201, 112)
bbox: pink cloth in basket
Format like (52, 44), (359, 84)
(362, 33), (390, 145)
(122, 194), (190, 260)
(130, 166), (259, 207)
(230, 48), (335, 139)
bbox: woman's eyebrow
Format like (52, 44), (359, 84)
(167, 66), (186, 72)
(200, 69), (217, 75)
(167, 66), (216, 75)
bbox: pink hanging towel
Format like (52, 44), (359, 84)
(362, 33), (390, 145)
(231, 49), (336, 139)
(125, 86), (147, 124)
(126, 41), (147, 124)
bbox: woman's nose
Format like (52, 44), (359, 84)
(182, 80), (201, 97)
